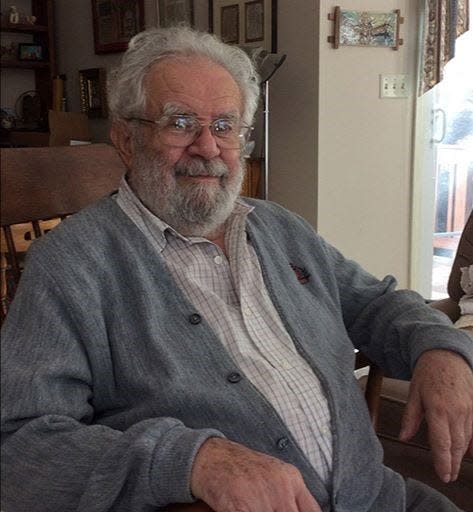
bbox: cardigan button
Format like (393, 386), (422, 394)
(276, 437), (290, 450)
(334, 492), (339, 506)
(189, 313), (202, 325)
(227, 372), (242, 383)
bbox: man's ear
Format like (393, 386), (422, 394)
(110, 120), (134, 169)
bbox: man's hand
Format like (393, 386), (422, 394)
(399, 349), (473, 482)
(191, 437), (321, 512)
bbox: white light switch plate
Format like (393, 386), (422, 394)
(380, 74), (409, 98)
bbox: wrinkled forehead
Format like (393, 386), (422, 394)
(143, 56), (243, 117)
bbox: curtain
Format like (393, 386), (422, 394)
(420, 0), (469, 95)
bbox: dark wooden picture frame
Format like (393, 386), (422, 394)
(79, 68), (108, 119)
(220, 5), (239, 43)
(91, 0), (145, 54)
(210, 0), (277, 53)
(244, 0), (264, 43)
(157, 0), (194, 28)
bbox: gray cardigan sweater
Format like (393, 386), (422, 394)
(2, 197), (472, 512)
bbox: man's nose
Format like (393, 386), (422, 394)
(186, 126), (221, 160)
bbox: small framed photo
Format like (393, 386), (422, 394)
(17, 43), (45, 61)
(79, 68), (108, 119)
(157, 0), (194, 28)
(210, 0), (277, 53)
(91, 0), (145, 54)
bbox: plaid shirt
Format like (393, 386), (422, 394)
(115, 179), (333, 483)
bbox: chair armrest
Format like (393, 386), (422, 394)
(429, 297), (461, 323)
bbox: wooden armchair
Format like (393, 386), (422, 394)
(0, 143), (125, 319)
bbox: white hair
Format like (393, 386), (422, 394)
(108, 26), (260, 126)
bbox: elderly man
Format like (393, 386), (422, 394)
(1, 27), (472, 512)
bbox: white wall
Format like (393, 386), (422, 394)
(318, 0), (418, 286)
(270, 0), (419, 287)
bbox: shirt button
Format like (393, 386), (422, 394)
(214, 255), (223, 265)
(276, 437), (290, 450)
(227, 372), (242, 383)
(243, 308), (252, 316)
(188, 313), (202, 325)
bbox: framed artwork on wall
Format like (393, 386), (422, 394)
(79, 68), (108, 118)
(17, 43), (45, 61)
(157, 0), (194, 27)
(220, 4), (239, 43)
(327, 7), (404, 50)
(91, 0), (145, 54)
(210, 0), (277, 53)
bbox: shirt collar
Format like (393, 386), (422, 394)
(115, 177), (254, 252)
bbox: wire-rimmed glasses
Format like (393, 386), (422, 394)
(125, 114), (253, 150)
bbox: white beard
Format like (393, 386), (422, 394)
(128, 147), (244, 237)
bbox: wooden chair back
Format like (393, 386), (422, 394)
(1, 143), (126, 317)
(48, 110), (91, 146)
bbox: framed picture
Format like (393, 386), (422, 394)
(17, 43), (45, 61)
(79, 68), (108, 118)
(328, 7), (404, 50)
(210, 0), (277, 53)
(220, 4), (239, 43)
(244, 0), (264, 42)
(157, 0), (194, 28)
(91, 0), (145, 54)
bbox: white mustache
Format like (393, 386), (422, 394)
(174, 158), (228, 178)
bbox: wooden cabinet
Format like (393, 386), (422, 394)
(1, 0), (56, 129)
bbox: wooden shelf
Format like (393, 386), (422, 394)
(1, 22), (49, 33)
(2, 0), (56, 135)
(1, 60), (49, 69)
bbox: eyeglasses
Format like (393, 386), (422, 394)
(126, 114), (254, 150)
